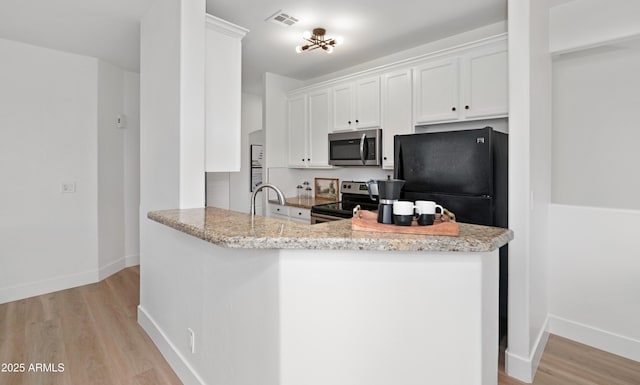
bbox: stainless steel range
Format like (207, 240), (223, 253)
(310, 181), (378, 224)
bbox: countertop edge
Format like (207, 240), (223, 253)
(147, 208), (513, 253)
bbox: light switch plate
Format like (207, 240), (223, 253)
(61, 182), (76, 193)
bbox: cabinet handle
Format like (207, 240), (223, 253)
(307, 158), (310, 161)
(383, 157), (387, 160)
(298, 212), (302, 216)
(452, 107), (456, 111)
(465, 105), (469, 110)
(355, 119), (359, 123)
(301, 158), (305, 161)
(348, 121), (352, 124)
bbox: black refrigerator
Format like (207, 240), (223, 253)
(394, 126), (508, 337)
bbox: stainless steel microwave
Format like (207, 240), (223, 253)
(328, 128), (382, 166)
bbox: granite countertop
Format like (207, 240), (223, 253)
(148, 207), (513, 252)
(269, 196), (337, 209)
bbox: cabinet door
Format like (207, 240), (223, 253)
(287, 94), (308, 167)
(290, 207), (311, 222)
(269, 203), (290, 219)
(460, 44), (508, 119)
(307, 88), (330, 167)
(354, 76), (380, 129)
(205, 24), (243, 171)
(413, 57), (459, 124)
(332, 82), (354, 131)
(381, 69), (412, 169)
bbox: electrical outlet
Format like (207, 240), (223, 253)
(188, 328), (195, 354)
(61, 182), (76, 193)
(116, 113), (126, 129)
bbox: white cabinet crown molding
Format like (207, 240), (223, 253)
(205, 14), (249, 39)
(287, 33), (507, 95)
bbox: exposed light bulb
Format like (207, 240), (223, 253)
(334, 36), (344, 45)
(295, 45), (303, 54)
(326, 45), (334, 54)
(302, 30), (312, 39)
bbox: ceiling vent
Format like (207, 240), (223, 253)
(266, 10), (299, 27)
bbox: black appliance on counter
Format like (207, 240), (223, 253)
(394, 126), (509, 337)
(310, 181), (378, 224)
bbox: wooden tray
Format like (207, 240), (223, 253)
(351, 209), (459, 236)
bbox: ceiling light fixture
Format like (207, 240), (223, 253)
(295, 28), (343, 54)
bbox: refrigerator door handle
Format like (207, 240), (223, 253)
(359, 133), (367, 165)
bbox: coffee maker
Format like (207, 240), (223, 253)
(367, 177), (405, 224)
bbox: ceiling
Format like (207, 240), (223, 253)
(0, 0), (510, 95)
(208, 0), (507, 94)
(0, 0), (155, 72)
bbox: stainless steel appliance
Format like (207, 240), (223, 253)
(328, 128), (382, 166)
(310, 181), (378, 223)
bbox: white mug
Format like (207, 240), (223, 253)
(393, 200), (415, 215)
(415, 200), (444, 215)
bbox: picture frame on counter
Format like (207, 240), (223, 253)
(314, 178), (339, 200)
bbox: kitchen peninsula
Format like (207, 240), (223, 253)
(142, 207), (512, 385)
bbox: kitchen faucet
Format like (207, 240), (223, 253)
(250, 183), (286, 216)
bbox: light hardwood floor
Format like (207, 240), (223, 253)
(499, 334), (640, 385)
(0, 266), (181, 385)
(2, 267), (640, 385)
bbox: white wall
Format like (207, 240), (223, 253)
(205, 172), (230, 208)
(97, 62), (141, 278)
(546, 1), (640, 363)
(0, 38), (98, 302)
(0, 38), (139, 303)
(506, 0), (552, 382)
(549, 0), (640, 54)
(179, 0), (206, 209)
(124, 72), (141, 263)
(139, 1), (207, 384)
(547, 204), (640, 362)
(551, 41), (640, 210)
(98, 61), (126, 279)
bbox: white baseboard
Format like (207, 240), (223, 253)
(1, 254), (141, 304)
(137, 305), (206, 385)
(505, 316), (550, 383)
(0, 269), (97, 304)
(548, 314), (640, 362)
(98, 255), (140, 280)
(125, 254), (140, 267)
(98, 258), (126, 281)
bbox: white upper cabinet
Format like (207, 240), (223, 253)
(354, 77), (381, 129)
(413, 58), (459, 124)
(460, 44), (508, 119)
(279, 35), (508, 170)
(287, 88), (331, 168)
(413, 40), (508, 125)
(381, 69), (413, 170)
(287, 94), (308, 167)
(331, 76), (380, 131)
(204, 15), (248, 172)
(307, 88), (330, 167)
(332, 83), (353, 131)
